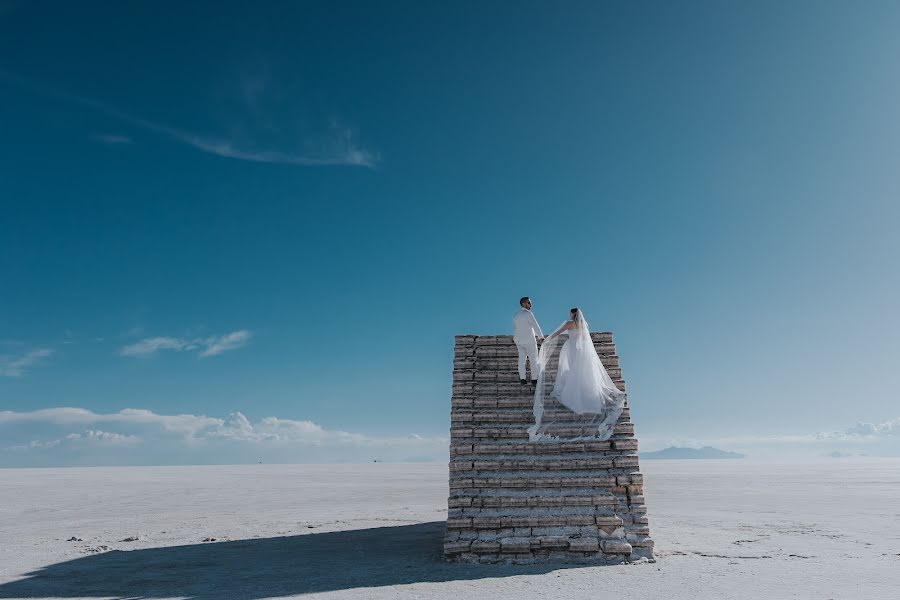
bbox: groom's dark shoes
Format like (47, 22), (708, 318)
(520, 379), (527, 385)
(531, 380), (538, 386)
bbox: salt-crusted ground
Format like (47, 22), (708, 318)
(0, 459), (898, 599)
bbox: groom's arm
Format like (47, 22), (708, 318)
(529, 313), (544, 339)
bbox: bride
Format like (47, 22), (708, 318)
(528, 308), (626, 441)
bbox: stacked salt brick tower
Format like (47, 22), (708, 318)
(444, 333), (653, 564)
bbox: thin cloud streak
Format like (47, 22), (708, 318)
(119, 336), (191, 357)
(0, 348), (54, 377)
(0, 70), (376, 167)
(92, 133), (132, 145)
(199, 330), (252, 357)
(158, 123), (376, 167)
(119, 330), (252, 358)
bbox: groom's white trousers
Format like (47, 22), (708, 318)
(516, 339), (540, 381)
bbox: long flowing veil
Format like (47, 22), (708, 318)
(527, 310), (626, 442)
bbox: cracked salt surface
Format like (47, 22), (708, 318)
(0, 459), (898, 599)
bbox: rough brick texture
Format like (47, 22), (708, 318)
(444, 332), (654, 564)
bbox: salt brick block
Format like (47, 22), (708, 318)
(502, 479), (529, 488)
(612, 439), (638, 451)
(568, 538), (600, 552)
(537, 497), (565, 507)
(497, 397), (527, 407)
(473, 399), (497, 408)
(592, 495), (619, 506)
(539, 536), (570, 548)
(447, 518), (471, 528)
(472, 460), (500, 470)
(613, 456), (640, 469)
(628, 536), (655, 548)
(588, 477), (617, 486)
(540, 478), (564, 486)
(500, 538), (531, 553)
(567, 496), (595, 507)
(472, 517), (501, 529)
(444, 541), (472, 554)
(471, 540), (501, 553)
(501, 497), (528, 507)
(600, 539), (633, 554)
(595, 516), (624, 527)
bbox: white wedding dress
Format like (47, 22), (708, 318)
(528, 310), (626, 441)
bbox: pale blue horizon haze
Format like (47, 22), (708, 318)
(2, 1), (899, 466)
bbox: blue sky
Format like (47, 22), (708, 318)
(2, 1), (899, 466)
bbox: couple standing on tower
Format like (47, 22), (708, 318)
(513, 296), (626, 439)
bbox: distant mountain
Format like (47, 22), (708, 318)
(824, 451), (852, 458)
(640, 446), (746, 459)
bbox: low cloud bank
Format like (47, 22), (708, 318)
(643, 417), (900, 458)
(0, 407), (447, 467)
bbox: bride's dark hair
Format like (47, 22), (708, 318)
(570, 307), (579, 319)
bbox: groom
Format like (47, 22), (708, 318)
(513, 297), (544, 386)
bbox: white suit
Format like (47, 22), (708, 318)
(513, 308), (544, 381)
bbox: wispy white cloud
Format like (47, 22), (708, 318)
(0, 348), (54, 377)
(92, 132), (132, 145)
(0, 71), (375, 167)
(119, 336), (193, 357)
(198, 330), (252, 357)
(156, 124), (375, 167)
(119, 330), (251, 358)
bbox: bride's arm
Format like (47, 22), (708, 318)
(546, 322), (573, 341)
